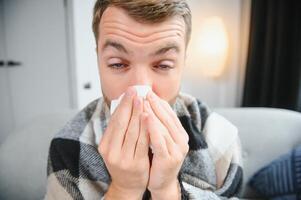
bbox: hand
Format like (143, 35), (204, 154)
(144, 91), (189, 199)
(98, 87), (150, 200)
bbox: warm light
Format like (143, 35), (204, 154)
(191, 17), (229, 77)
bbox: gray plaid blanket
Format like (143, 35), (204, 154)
(45, 93), (243, 199)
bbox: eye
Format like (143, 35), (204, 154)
(106, 57), (129, 70)
(154, 60), (174, 71)
(108, 63), (128, 69)
(156, 64), (172, 70)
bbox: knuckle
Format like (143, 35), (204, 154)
(98, 145), (106, 156)
(173, 153), (183, 165)
(185, 135), (189, 144)
(182, 143), (189, 155)
(184, 146), (189, 155)
(173, 145), (188, 162)
(181, 130), (189, 143)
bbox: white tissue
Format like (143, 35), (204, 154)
(110, 85), (152, 114)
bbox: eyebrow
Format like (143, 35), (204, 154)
(151, 42), (180, 56)
(102, 39), (180, 56)
(102, 40), (129, 54)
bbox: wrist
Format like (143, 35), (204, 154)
(105, 182), (144, 200)
(150, 180), (181, 200)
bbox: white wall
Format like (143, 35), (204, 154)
(71, 0), (250, 109)
(182, 0), (250, 108)
(72, 0), (101, 109)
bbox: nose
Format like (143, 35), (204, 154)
(130, 66), (152, 86)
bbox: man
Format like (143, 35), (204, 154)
(45, 0), (243, 199)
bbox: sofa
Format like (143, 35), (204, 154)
(0, 107), (301, 200)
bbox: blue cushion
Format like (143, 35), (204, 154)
(249, 145), (301, 199)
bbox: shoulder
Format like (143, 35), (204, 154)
(176, 92), (236, 132)
(47, 97), (105, 177)
(52, 98), (101, 142)
(176, 92), (212, 130)
(175, 92), (238, 148)
(202, 112), (238, 149)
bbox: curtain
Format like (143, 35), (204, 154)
(242, 0), (301, 112)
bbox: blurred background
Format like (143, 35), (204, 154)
(1, 1), (301, 199)
(0, 0), (300, 145)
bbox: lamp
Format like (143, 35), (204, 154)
(188, 16), (229, 78)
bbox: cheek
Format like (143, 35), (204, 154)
(99, 63), (128, 101)
(152, 74), (181, 102)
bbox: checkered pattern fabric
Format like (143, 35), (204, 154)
(45, 93), (243, 199)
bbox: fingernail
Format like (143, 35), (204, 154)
(134, 97), (141, 107)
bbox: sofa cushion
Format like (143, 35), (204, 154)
(248, 145), (301, 199)
(0, 111), (77, 200)
(214, 108), (301, 198)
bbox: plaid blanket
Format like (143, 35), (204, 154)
(45, 93), (243, 199)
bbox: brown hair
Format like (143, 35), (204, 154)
(92, 0), (191, 46)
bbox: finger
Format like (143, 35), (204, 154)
(107, 87), (136, 152)
(160, 100), (190, 157)
(146, 91), (184, 144)
(144, 101), (173, 157)
(135, 112), (150, 159)
(98, 128), (110, 156)
(160, 99), (189, 144)
(160, 99), (183, 131)
(122, 96), (143, 158)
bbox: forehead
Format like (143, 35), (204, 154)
(98, 6), (186, 49)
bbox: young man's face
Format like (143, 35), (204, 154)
(97, 6), (186, 105)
